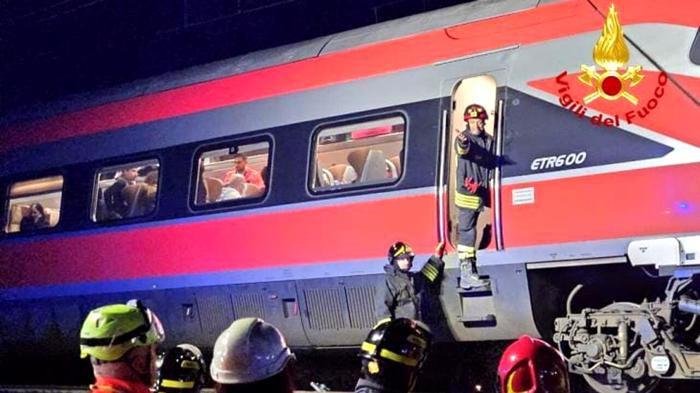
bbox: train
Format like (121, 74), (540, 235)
(0, 0), (698, 391)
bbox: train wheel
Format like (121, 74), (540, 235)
(581, 302), (660, 393)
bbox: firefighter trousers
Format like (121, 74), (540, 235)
(457, 205), (480, 261)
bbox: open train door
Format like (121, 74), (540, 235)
(436, 48), (539, 341)
(445, 74), (504, 252)
(438, 61), (510, 260)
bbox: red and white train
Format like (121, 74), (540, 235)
(0, 0), (698, 389)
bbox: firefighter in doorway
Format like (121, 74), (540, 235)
(455, 103), (493, 290)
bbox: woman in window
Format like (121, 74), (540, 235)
(20, 203), (50, 232)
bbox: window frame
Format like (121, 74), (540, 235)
(307, 111), (408, 196)
(90, 157), (162, 224)
(3, 173), (66, 235)
(189, 133), (273, 212)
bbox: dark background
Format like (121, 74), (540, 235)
(0, 0), (473, 115)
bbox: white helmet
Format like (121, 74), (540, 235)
(210, 317), (294, 384)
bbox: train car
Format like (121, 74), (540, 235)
(0, 0), (698, 390)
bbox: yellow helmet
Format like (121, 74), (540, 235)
(79, 299), (165, 361)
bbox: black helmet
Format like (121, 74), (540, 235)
(157, 344), (206, 393)
(358, 318), (432, 392)
(387, 241), (415, 264)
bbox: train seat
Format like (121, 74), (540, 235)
(348, 148), (387, 183)
(203, 177), (224, 203)
(8, 204), (29, 232)
(389, 156), (401, 177)
(327, 163), (357, 185)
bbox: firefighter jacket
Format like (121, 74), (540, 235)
(88, 376), (152, 393)
(376, 255), (444, 321)
(354, 377), (405, 393)
(454, 131), (495, 209)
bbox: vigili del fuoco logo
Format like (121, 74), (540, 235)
(554, 4), (668, 127)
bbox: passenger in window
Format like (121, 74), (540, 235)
(222, 153), (264, 189)
(144, 170), (159, 212)
(104, 167), (139, 219)
(138, 165), (158, 178)
(455, 104), (494, 290)
(19, 203), (50, 232)
(219, 174), (246, 201)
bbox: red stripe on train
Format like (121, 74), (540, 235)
(502, 163), (700, 247)
(2, 0), (697, 152)
(0, 194), (438, 288)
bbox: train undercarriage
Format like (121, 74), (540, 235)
(553, 236), (700, 393)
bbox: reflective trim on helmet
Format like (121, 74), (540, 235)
(380, 348), (418, 367)
(506, 364), (533, 393)
(361, 341), (377, 354)
(79, 322), (150, 347)
(372, 318), (392, 330)
(161, 379), (196, 389)
(406, 334), (428, 349)
(180, 360), (201, 370)
(393, 244), (409, 257)
(361, 341), (419, 367)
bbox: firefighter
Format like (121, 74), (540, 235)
(497, 335), (570, 393)
(376, 241), (446, 321)
(210, 317), (296, 393)
(455, 103), (494, 289)
(79, 299), (165, 393)
(355, 318), (433, 393)
(156, 344), (206, 393)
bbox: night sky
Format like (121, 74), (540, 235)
(0, 0), (471, 115)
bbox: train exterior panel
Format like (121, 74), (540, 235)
(0, 0), (698, 371)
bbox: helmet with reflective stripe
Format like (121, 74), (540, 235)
(80, 299), (165, 362)
(358, 318), (432, 392)
(464, 104), (488, 121)
(359, 318), (431, 368)
(157, 344), (206, 393)
(497, 335), (570, 393)
(210, 317), (294, 384)
(387, 241), (415, 264)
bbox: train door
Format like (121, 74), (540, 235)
(441, 73), (506, 254)
(436, 61), (540, 341)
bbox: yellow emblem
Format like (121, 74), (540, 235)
(368, 360), (380, 374)
(578, 4), (643, 104)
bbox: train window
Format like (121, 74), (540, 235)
(4, 175), (64, 233)
(194, 141), (270, 205)
(311, 116), (406, 192)
(92, 159), (160, 222)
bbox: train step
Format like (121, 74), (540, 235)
(456, 277), (497, 327)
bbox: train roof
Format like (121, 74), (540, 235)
(0, 0), (555, 127)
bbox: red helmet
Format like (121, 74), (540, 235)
(497, 335), (570, 393)
(464, 104), (488, 121)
